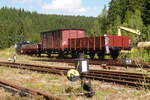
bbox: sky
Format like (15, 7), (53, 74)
(0, 0), (111, 17)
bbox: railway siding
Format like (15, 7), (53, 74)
(0, 61), (150, 88)
(0, 78), (64, 100)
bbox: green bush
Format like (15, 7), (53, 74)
(131, 48), (150, 62)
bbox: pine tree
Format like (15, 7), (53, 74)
(0, 7), (96, 49)
(91, 6), (108, 36)
(143, 0), (150, 25)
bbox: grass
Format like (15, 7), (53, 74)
(94, 88), (117, 100)
(0, 48), (15, 58)
(0, 48), (150, 99)
(0, 67), (149, 100)
(0, 66), (150, 100)
(130, 48), (149, 63)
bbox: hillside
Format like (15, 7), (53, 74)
(0, 7), (96, 49)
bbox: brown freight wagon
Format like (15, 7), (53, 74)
(41, 29), (86, 57)
(69, 35), (131, 59)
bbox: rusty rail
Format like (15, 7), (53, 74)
(0, 61), (150, 88)
(0, 78), (64, 100)
(32, 58), (150, 68)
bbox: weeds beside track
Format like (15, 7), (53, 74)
(0, 78), (64, 100)
(0, 61), (150, 88)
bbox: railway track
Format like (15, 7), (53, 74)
(0, 78), (64, 100)
(0, 62), (150, 88)
(33, 58), (150, 69)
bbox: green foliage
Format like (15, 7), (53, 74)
(104, 0), (149, 41)
(91, 6), (108, 36)
(0, 7), (96, 49)
(0, 47), (16, 58)
(123, 10), (143, 30)
(131, 48), (150, 62)
(143, 0), (150, 25)
(122, 10), (144, 44)
(1, 0), (150, 50)
(141, 26), (150, 41)
(90, 18), (101, 36)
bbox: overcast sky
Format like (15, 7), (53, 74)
(0, 0), (111, 17)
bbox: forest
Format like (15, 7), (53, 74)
(0, 7), (96, 49)
(93, 0), (150, 42)
(0, 0), (150, 49)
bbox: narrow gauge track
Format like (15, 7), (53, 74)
(0, 62), (150, 88)
(0, 78), (64, 100)
(33, 58), (150, 69)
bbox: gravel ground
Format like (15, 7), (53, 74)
(0, 66), (149, 100)
(0, 51), (150, 100)
(1, 55), (149, 74)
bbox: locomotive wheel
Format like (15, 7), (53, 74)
(110, 50), (120, 60)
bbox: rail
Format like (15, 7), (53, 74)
(0, 61), (150, 88)
(0, 78), (64, 100)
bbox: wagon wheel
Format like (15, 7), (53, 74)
(71, 52), (77, 58)
(98, 53), (104, 60)
(89, 53), (95, 59)
(37, 52), (41, 57)
(47, 52), (51, 58)
(110, 50), (120, 60)
(29, 52), (33, 56)
(72, 54), (78, 58)
(76, 52), (84, 58)
(58, 52), (64, 58)
(47, 53), (51, 57)
(72, 53), (76, 58)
